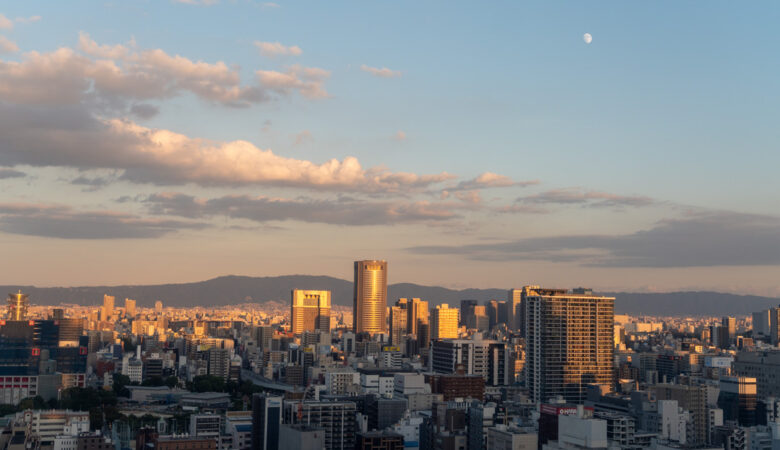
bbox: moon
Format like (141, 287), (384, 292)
(583, 33), (593, 44)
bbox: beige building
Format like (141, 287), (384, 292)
(431, 304), (459, 340)
(101, 294), (114, 322)
(290, 289), (331, 335)
(405, 298), (429, 337)
(125, 298), (137, 317)
(7, 291), (29, 321)
(525, 286), (614, 404)
(390, 299), (409, 346)
(353, 260), (388, 335)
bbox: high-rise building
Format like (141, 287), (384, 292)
(155, 300), (163, 314)
(718, 376), (758, 427)
(770, 306), (780, 345)
(252, 394), (282, 450)
(485, 300), (498, 331)
(525, 286), (614, 404)
(290, 289), (331, 335)
(389, 299), (408, 346)
(508, 288), (523, 333)
(125, 298), (136, 317)
(468, 305), (489, 331)
(282, 401), (357, 450)
(497, 300), (509, 327)
(353, 260), (388, 335)
(752, 310), (770, 338)
(460, 300), (478, 327)
(406, 298), (429, 337)
(721, 316), (736, 348)
(7, 291), (29, 321)
(431, 304), (459, 340)
(101, 295), (114, 322)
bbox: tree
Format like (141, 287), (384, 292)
(189, 375), (225, 393)
(113, 373), (131, 397)
(164, 376), (179, 388)
(141, 376), (165, 387)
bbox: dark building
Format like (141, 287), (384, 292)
(77, 433), (113, 450)
(426, 374), (484, 401)
(460, 300), (478, 327)
(282, 401), (357, 450)
(366, 395), (407, 431)
(718, 377), (758, 427)
(356, 431), (404, 450)
(252, 394), (282, 450)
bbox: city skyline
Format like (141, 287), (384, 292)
(1, 2), (779, 296)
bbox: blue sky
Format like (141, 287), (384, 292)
(0, 1), (779, 295)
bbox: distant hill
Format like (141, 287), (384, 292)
(1, 275), (778, 317)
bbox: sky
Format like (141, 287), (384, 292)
(0, 1), (779, 295)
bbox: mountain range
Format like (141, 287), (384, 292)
(2, 275), (778, 317)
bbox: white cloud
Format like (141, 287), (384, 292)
(393, 130), (407, 141)
(254, 41), (302, 57)
(0, 36), (17, 54)
(0, 33), (329, 108)
(172, 0), (219, 5)
(0, 104), (453, 192)
(361, 64), (402, 78)
(261, 2), (280, 8)
(15, 15), (41, 24)
(0, 14), (12, 30)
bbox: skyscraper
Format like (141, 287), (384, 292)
(290, 289), (331, 335)
(525, 286), (614, 404)
(721, 316), (736, 348)
(406, 298), (429, 337)
(353, 260), (388, 335)
(155, 300), (163, 314)
(770, 306), (780, 345)
(125, 298), (136, 317)
(485, 300), (498, 331)
(7, 291), (29, 321)
(252, 394), (282, 450)
(460, 300), (478, 327)
(431, 304), (459, 340)
(101, 295), (114, 322)
(389, 299), (408, 346)
(508, 288), (523, 333)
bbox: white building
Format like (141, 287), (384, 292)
(14, 410), (90, 445)
(487, 425), (537, 450)
(394, 373), (429, 396)
(360, 374), (394, 396)
(325, 370), (360, 395)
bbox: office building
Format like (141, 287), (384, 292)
(460, 300), (478, 327)
(733, 351), (780, 398)
(486, 426), (537, 450)
(279, 424), (325, 450)
(431, 304), (459, 340)
(101, 295), (114, 322)
(7, 291), (29, 321)
(283, 401), (357, 450)
(508, 288), (524, 333)
(354, 260), (388, 335)
(718, 376), (758, 427)
(355, 431), (404, 450)
(252, 394), (282, 450)
(406, 298), (429, 337)
(525, 286), (614, 404)
(771, 307), (780, 345)
(155, 300), (163, 314)
(291, 289), (331, 335)
(389, 299), (408, 346)
(752, 310), (770, 338)
(125, 298), (137, 317)
(486, 300), (498, 331)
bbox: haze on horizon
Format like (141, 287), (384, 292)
(0, 1), (778, 297)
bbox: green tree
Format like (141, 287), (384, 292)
(164, 376), (179, 388)
(189, 375), (225, 392)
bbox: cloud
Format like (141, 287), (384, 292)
(0, 36), (17, 54)
(261, 2), (280, 7)
(255, 64), (330, 99)
(130, 103), (159, 119)
(143, 192), (462, 226)
(0, 167), (25, 179)
(449, 172), (537, 192)
(393, 131), (407, 141)
(0, 203), (204, 239)
(0, 103), (453, 192)
(407, 211), (780, 268)
(0, 15), (12, 30)
(293, 130), (312, 145)
(518, 188), (655, 208)
(0, 33), (329, 109)
(361, 65), (402, 78)
(15, 16), (41, 24)
(254, 41), (302, 57)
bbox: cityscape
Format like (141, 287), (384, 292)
(1, 1), (779, 450)
(0, 260), (779, 450)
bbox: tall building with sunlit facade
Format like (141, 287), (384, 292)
(101, 295), (114, 322)
(353, 260), (388, 335)
(291, 289), (331, 335)
(7, 291), (29, 321)
(525, 286), (614, 404)
(431, 304), (459, 340)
